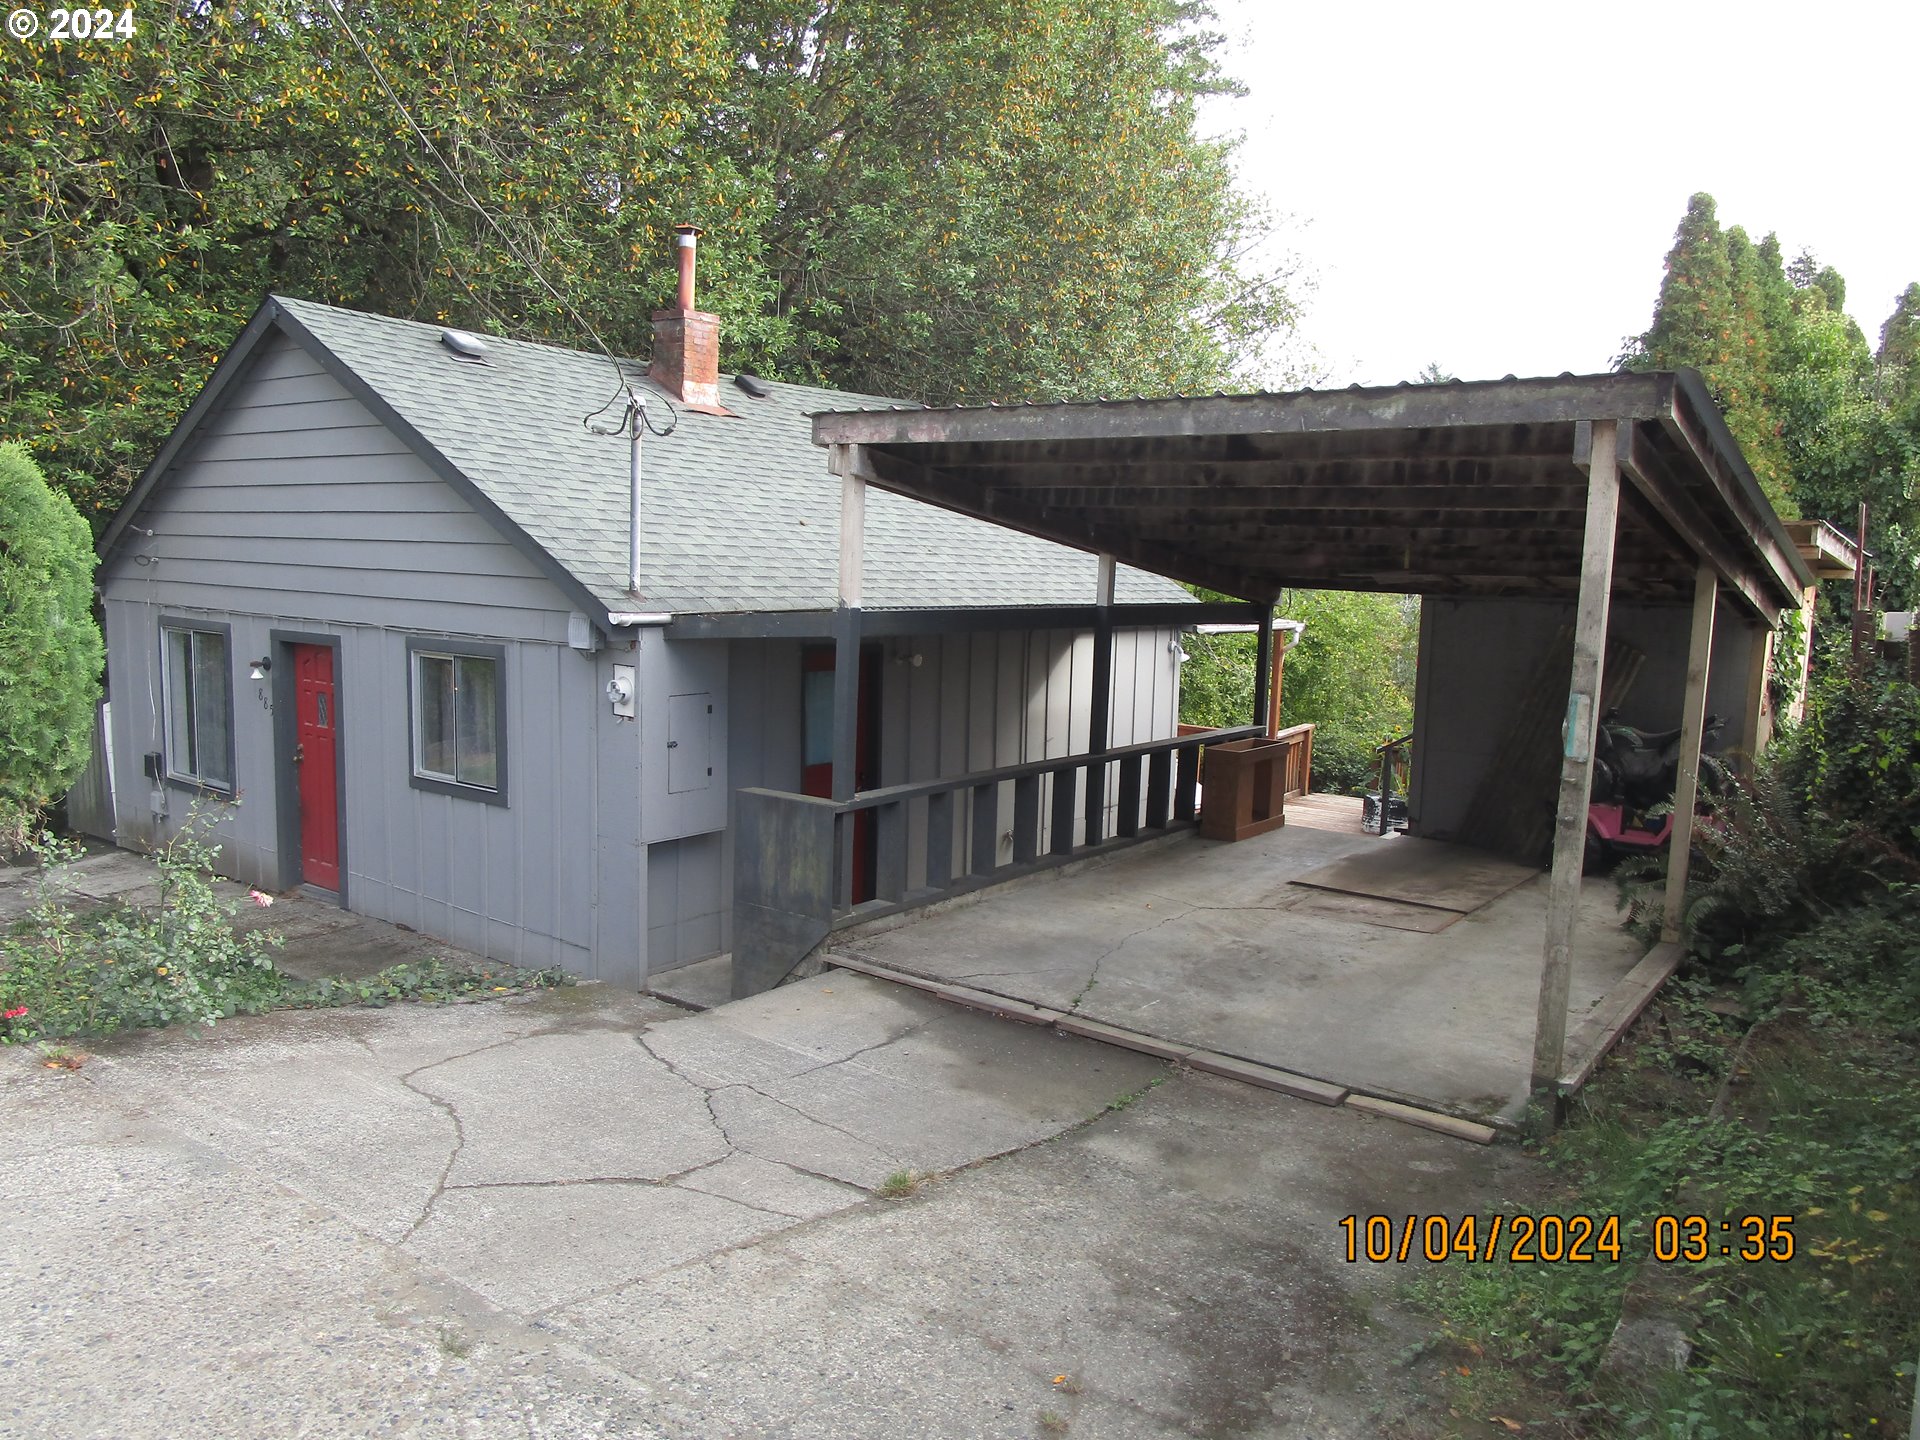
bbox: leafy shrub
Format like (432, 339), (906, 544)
(1778, 657), (1920, 876)
(0, 443), (103, 853)
(0, 813), (569, 1047)
(1, 825), (286, 1040)
(1657, 658), (1920, 972)
(1303, 728), (1378, 795)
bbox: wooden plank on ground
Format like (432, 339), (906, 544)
(1345, 1093), (1498, 1144)
(1289, 836), (1536, 913)
(826, 951), (1063, 1026)
(1557, 941), (1684, 1093)
(1287, 891), (1462, 933)
(1186, 1051), (1349, 1105)
(1055, 1014), (1194, 1062)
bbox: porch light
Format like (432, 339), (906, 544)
(249, 657), (272, 681)
(1168, 639), (1190, 664)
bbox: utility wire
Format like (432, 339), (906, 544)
(324, 0), (675, 436)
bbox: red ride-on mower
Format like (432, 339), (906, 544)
(1583, 710), (1727, 873)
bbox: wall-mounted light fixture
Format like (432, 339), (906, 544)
(249, 657), (273, 681)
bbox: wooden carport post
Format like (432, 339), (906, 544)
(1531, 420), (1621, 1103)
(831, 444), (866, 906)
(1084, 554), (1117, 845)
(1662, 563), (1718, 941)
(1252, 607), (1276, 731)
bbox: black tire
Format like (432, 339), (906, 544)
(1583, 829), (1607, 875)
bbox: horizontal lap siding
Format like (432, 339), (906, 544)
(100, 332), (601, 978)
(111, 335), (569, 643)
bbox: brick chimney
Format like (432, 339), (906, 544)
(648, 224), (729, 415)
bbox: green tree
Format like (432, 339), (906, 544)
(720, 0), (1295, 404)
(3, 0), (1300, 520)
(1277, 590), (1416, 793)
(1626, 196), (1795, 513)
(1625, 195), (1920, 608)
(0, 0), (755, 517)
(1879, 283), (1920, 409)
(0, 443), (103, 849)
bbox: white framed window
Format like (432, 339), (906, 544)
(160, 620), (234, 792)
(407, 638), (507, 804)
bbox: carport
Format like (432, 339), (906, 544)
(805, 371), (1814, 1105)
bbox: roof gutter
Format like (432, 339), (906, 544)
(609, 611), (673, 627)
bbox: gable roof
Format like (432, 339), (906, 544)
(102, 296), (1193, 625)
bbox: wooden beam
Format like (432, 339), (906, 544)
(1086, 588), (1115, 846)
(812, 372), (1674, 448)
(1014, 483), (1587, 512)
(915, 423), (1578, 469)
(833, 444), (867, 609)
(1532, 420), (1621, 1102)
(1253, 609), (1275, 730)
(1739, 616), (1775, 761)
(971, 455), (1579, 489)
(1661, 562), (1718, 942)
(1134, 523), (1583, 548)
(1658, 392), (1808, 609)
(831, 604), (860, 804)
(1615, 422), (1778, 623)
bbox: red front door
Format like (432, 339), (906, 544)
(292, 643), (341, 891)
(801, 643), (880, 903)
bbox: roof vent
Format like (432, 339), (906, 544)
(733, 374), (772, 399)
(440, 329), (490, 363)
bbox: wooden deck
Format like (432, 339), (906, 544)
(1282, 792), (1366, 834)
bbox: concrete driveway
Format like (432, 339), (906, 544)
(835, 817), (1647, 1125)
(0, 970), (1541, 1439)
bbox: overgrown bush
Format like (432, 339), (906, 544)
(0, 442), (103, 853)
(0, 815), (568, 1046)
(0, 825), (286, 1040)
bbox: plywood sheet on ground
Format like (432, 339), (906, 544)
(1287, 890), (1463, 933)
(1289, 837), (1537, 914)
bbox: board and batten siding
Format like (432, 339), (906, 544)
(98, 332), (648, 983)
(682, 625), (1182, 970)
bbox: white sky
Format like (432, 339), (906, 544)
(1201, 0), (1919, 388)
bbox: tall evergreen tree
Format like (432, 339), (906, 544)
(1625, 194), (1920, 605)
(1627, 196), (1793, 512)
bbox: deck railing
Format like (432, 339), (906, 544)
(1273, 721), (1315, 797)
(730, 724), (1262, 997)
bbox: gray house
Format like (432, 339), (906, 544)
(94, 261), (1216, 988)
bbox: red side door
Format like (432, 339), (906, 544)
(292, 643), (341, 891)
(800, 643), (880, 903)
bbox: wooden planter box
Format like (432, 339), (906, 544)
(1199, 735), (1293, 841)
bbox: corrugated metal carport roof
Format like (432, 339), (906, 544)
(812, 370), (1813, 622)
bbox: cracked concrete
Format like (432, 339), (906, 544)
(1, 957), (1532, 1438)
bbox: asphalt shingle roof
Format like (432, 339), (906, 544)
(275, 297), (1193, 617)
